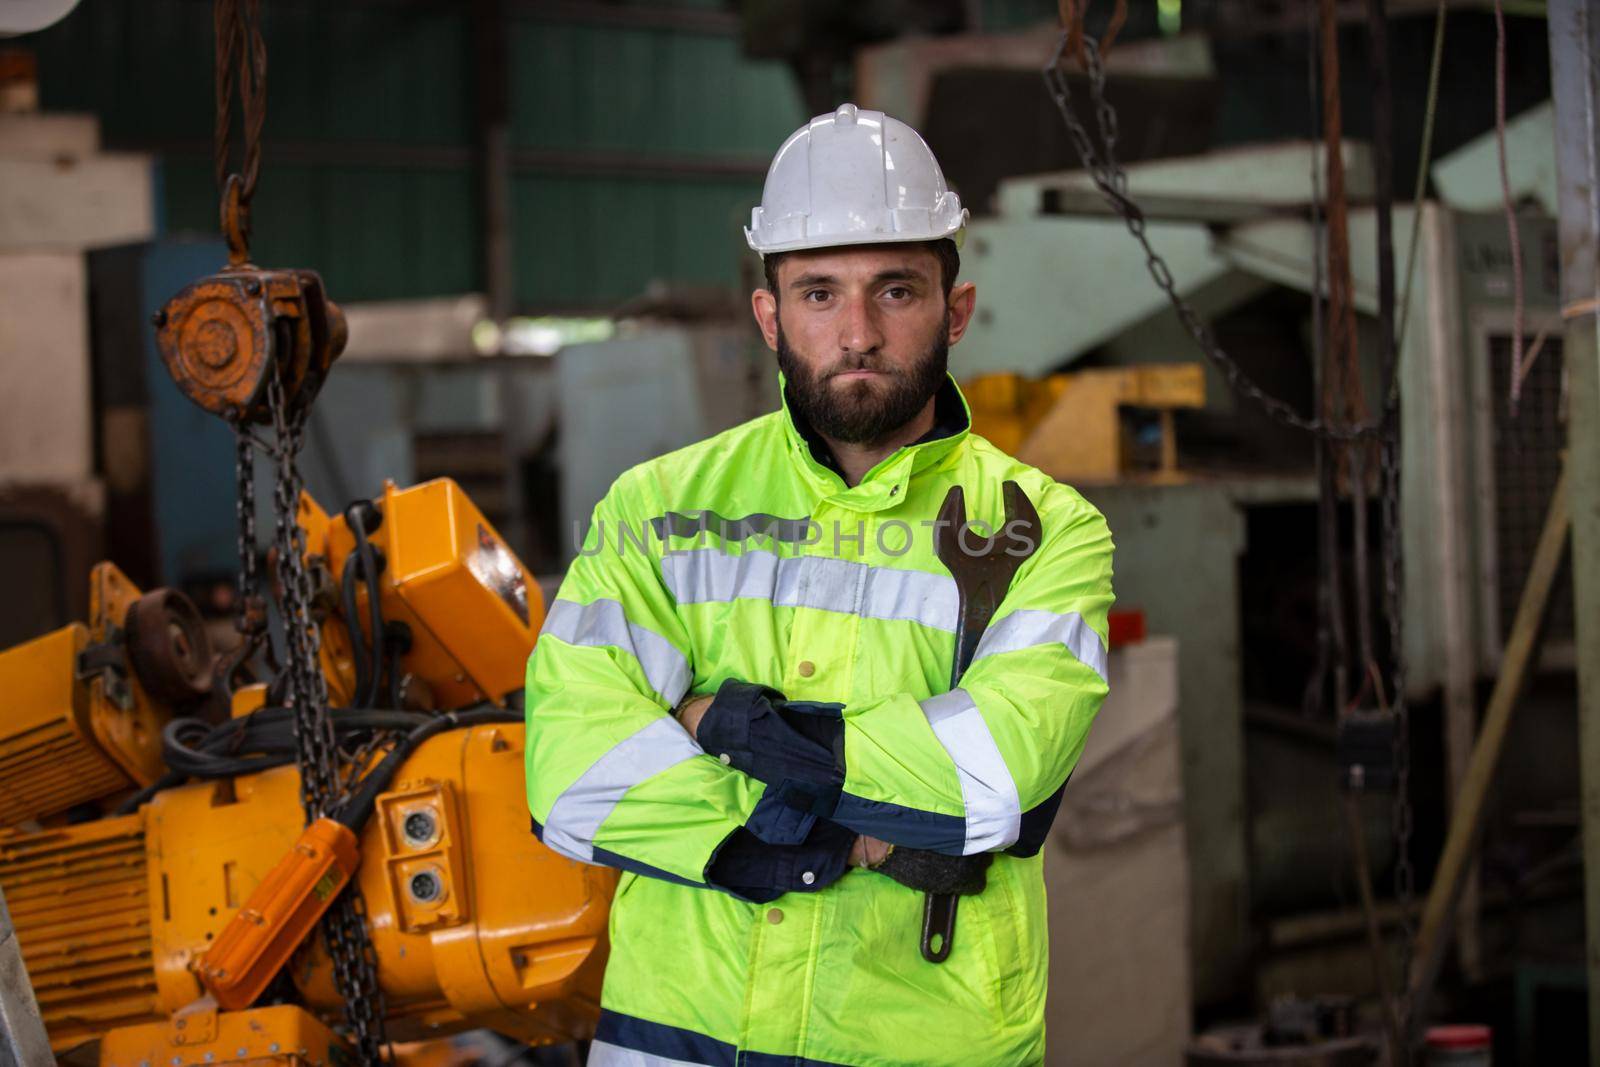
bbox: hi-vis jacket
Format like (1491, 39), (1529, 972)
(525, 377), (1114, 1067)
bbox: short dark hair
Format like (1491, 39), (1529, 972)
(762, 238), (961, 303)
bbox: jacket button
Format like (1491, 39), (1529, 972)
(718, 753), (731, 765)
(767, 908), (784, 924)
(797, 661), (815, 677)
(801, 871), (816, 885)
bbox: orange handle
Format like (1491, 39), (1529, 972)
(196, 817), (361, 1011)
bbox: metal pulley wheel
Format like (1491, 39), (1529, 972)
(154, 262), (348, 424)
(124, 588), (215, 706)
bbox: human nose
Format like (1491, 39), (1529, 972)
(837, 292), (884, 356)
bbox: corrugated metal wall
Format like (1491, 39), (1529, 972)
(508, 11), (799, 308)
(29, 0), (1063, 309)
(29, 0), (802, 310)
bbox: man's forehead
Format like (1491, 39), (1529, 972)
(775, 244), (938, 284)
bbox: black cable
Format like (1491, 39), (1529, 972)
(340, 552), (371, 707)
(116, 770), (184, 815)
(385, 640), (401, 710)
(116, 704), (510, 815)
(344, 503), (387, 709)
(382, 621), (411, 711)
(333, 708), (520, 832)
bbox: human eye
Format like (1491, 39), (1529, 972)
(803, 289), (832, 304)
(883, 285), (912, 301)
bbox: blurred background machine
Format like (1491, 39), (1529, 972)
(954, 127), (1574, 1030)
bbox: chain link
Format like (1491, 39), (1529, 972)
(1043, 25), (1414, 1049)
(1043, 32), (1388, 443)
(212, 0), (388, 1056)
(1384, 426), (1415, 1042)
(256, 372), (391, 1063)
(267, 372), (339, 817)
(233, 430), (258, 631)
(323, 890), (391, 1062)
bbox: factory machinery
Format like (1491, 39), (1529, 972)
(0, 166), (611, 1067)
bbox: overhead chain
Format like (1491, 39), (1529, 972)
(225, 428), (272, 694)
(265, 371), (342, 819)
(1042, 32), (1389, 444)
(1361, 0), (1415, 1052)
(261, 372), (392, 1065)
(1044, 22), (1414, 1056)
(213, 0), (390, 1058)
(1384, 399), (1415, 1047)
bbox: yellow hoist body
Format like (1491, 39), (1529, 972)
(0, 478), (615, 1065)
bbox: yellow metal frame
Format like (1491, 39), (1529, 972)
(0, 561), (173, 827)
(308, 478), (545, 710)
(99, 1002), (347, 1066)
(965, 364), (1206, 484)
(140, 724), (609, 1047)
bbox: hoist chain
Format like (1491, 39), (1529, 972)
(265, 373), (342, 818)
(229, 428), (270, 671)
(1383, 427), (1416, 1038)
(1042, 32), (1389, 443)
(214, 0), (390, 1056)
(233, 432), (257, 626)
(258, 374), (392, 1065)
(324, 888), (391, 1060)
(1044, 26), (1414, 1051)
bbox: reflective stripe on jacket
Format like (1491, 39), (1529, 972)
(525, 377), (1114, 1067)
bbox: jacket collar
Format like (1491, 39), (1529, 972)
(779, 373), (971, 510)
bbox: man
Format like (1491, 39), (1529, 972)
(526, 103), (1113, 1066)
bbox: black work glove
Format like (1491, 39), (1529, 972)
(875, 848), (993, 896)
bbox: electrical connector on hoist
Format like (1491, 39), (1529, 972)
(194, 708), (510, 1011)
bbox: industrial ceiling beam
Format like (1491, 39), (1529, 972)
(472, 0), (512, 321)
(101, 137), (771, 179)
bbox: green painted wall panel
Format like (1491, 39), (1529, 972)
(978, 0), (1060, 32)
(509, 15), (802, 156)
(160, 157), (477, 303)
(514, 173), (759, 309)
(32, 1), (802, 309)
(315, 8), (469, 144)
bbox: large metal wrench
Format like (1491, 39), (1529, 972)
(920, 479), (1042, 963)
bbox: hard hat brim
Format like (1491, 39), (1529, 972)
(745, 216), (968, 256)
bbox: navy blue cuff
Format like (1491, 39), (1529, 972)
(697, 678), (845, 816)
(704, 817), (855, 904)
(1006, 776), (1070, 857)
(696, 677), (769, 758)
(745, 787), (817, 845)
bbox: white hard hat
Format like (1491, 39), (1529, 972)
(745, 103), (968, 255)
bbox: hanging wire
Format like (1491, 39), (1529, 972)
(1395, 0), (1449, 352)
(1493, 0), (1530, 413)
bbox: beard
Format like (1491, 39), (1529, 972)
(777, 318), (950, 446)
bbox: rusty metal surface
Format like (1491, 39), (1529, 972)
(154, 266), (346, 423)
(124, 586), (213, 707)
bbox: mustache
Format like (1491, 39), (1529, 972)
(825, 355), (900, 378)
